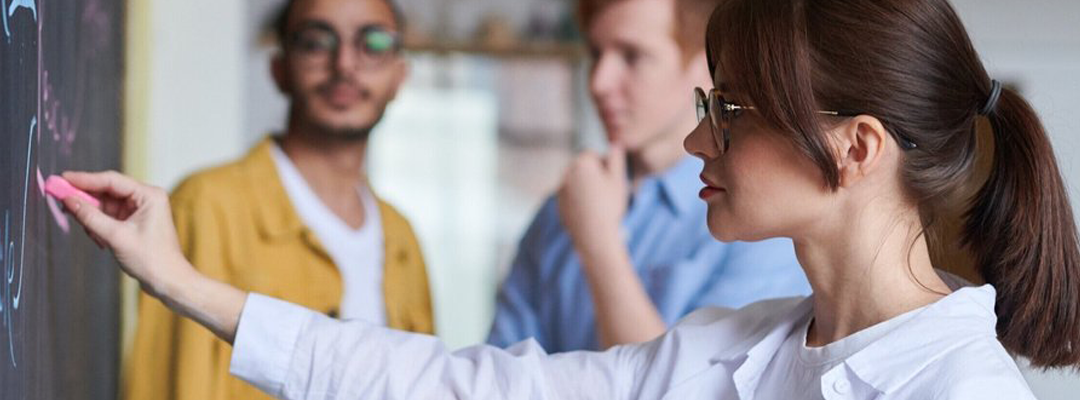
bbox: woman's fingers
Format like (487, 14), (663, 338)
(62, 170), (141, 200)
(103, 197), (121, 220)
(63, 196), (121, 245)
(82, 226), (106, 249)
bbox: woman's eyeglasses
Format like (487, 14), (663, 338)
(694, 87), (917, 154)
(288, 23), (401, 69)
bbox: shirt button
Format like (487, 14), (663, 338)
(833, 379), (851, 395)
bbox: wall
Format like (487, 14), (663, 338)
(140, 0), (248, 189)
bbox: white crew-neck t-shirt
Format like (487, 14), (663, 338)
(270, 143), (386, 325)
(756, 304), (929, 399)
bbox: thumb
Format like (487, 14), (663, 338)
(605, 143), (627, 177)
(63, 197), (121, 244)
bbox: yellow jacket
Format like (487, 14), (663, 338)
(123, 138), (434, 400)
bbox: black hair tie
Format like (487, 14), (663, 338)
(979, 80), (1003, 116)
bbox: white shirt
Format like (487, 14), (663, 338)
(229, 284), (1035, 399)
(756, 304), (927, 399)
(270, 144), (386, 324)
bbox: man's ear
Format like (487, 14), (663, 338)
(835, 115), (889, 188)
(271, 53), (291, 95)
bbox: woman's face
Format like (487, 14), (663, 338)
(683, 86), (835, 243)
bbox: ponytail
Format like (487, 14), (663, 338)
(964, 86), (1080, 368)
(702, 0), (1080, 368)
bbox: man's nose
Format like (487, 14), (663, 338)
(332, 42), (359, 74)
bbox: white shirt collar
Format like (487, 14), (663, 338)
(710, 285), (999, 396)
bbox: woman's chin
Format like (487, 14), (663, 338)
(708, 227), (742, 243)
(708, 223), (776, 243)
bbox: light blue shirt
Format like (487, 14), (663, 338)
(487, 156), (810, 352)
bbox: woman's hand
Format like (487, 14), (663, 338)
(61, 171), (247, 343)
(61, 171), (190, 297)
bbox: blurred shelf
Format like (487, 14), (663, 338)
(405, 40), (586, 60)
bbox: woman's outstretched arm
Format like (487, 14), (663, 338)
(60, 170), (645, 400)
(61, 171), (247, 343)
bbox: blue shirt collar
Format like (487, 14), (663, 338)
(649, 156), (704, 216)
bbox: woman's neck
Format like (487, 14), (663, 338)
(796, 205), (952, 347)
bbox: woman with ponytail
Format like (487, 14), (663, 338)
(60, 0), (1075, 398)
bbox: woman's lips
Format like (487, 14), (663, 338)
(698, 186), (725, 199)
(698, 174), (726, 199)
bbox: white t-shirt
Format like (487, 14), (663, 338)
(756, 304), (928, 399)
(270, 144), (386, 325)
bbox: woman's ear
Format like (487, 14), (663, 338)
(835, 115), (890, 188)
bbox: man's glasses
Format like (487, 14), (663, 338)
(288, 23), (401, 69)
(694, 87), (917, 155)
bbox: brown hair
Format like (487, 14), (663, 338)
(578, 0), (715, 62)
(707, 0), (1080, 368)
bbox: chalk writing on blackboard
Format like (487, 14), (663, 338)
(42, 71), (79, 156)
(2, 0), (37, 39)
(1, 116), (36, 368)
(2, 211), (14, 367)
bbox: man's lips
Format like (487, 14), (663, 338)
(319, 83), (364, 108)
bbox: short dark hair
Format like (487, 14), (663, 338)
(272, 0), (407, 48)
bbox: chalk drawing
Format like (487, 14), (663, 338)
(41, 71), (80, 155)
(13, 117), (35, 311)
(3, 0), (117, 369)
(2, 211), (14, 367)
(2, 0), (36, 40)
(1, 117), (36, 368)
(0, 212), (5, 316)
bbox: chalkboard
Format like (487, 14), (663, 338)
(1, 0), (122, 399)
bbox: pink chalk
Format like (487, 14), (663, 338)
(36, 168), (46, 196)
(44, 175), (101, 208)
(45, 195), (71, 233)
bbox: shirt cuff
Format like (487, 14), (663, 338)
(229, 292), (315, 397)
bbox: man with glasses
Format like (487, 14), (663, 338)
(123, 1), (432, 399)
(488, 0), (811, 352)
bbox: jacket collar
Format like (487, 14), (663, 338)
(241, 137), (307, 241)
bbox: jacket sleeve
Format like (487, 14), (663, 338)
(123, 288), (181, 399)
(381, 204), (436, 334)
(231, 293), (645, 400)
